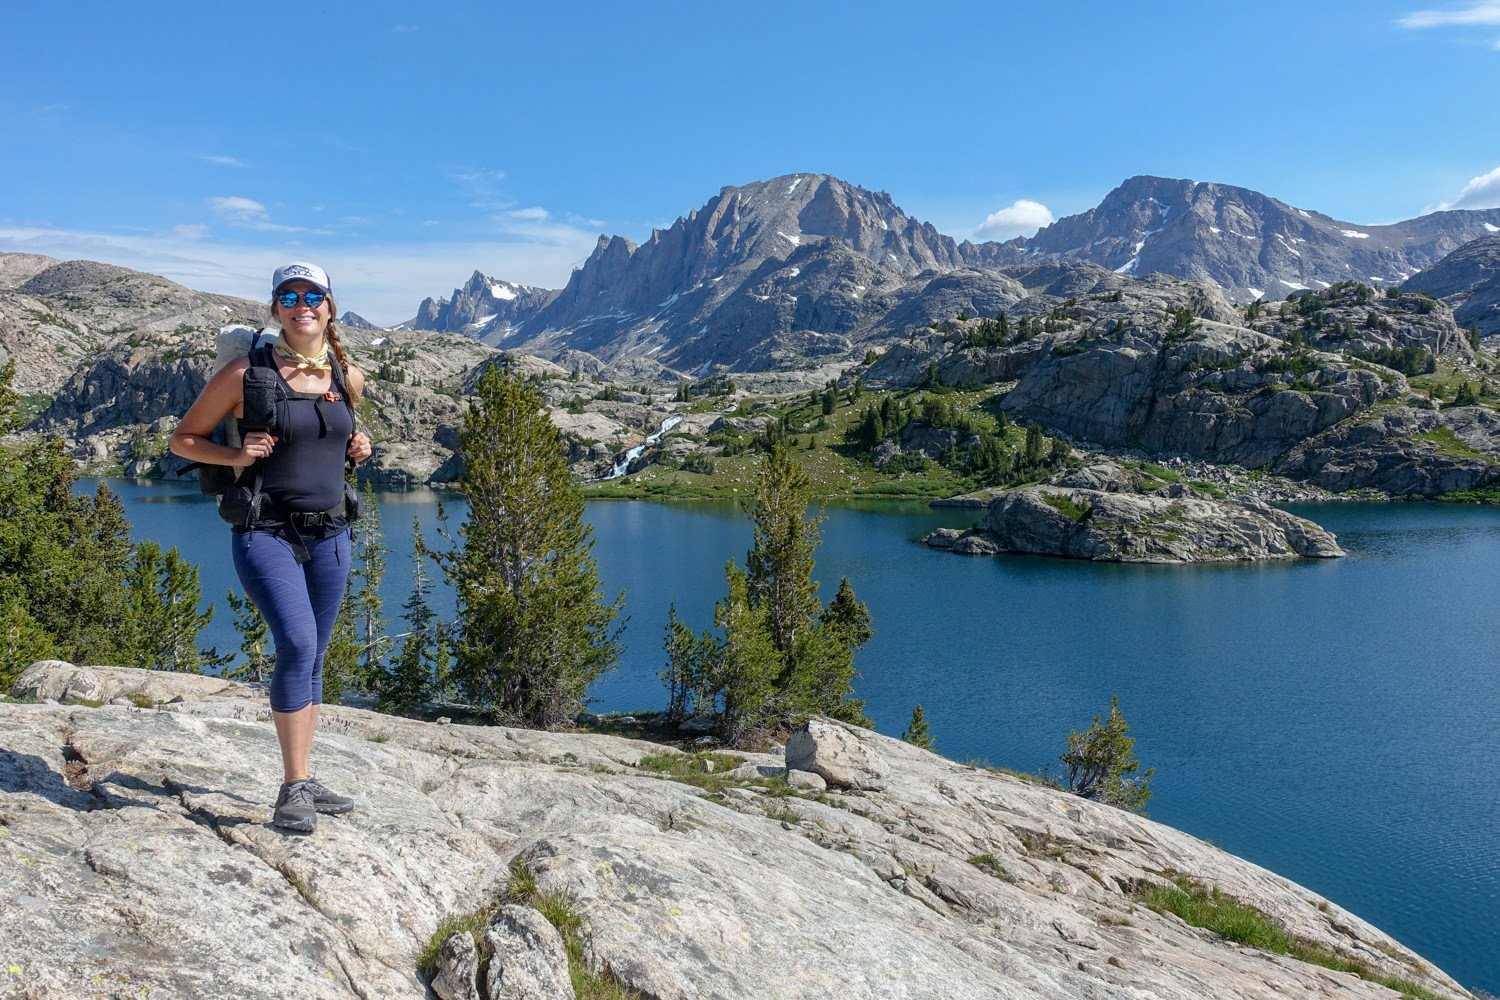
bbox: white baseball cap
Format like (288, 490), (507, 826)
(271, 261), (332, 296)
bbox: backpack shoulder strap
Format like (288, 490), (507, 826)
(247, 338), (277, 371)
(326, 358), (358, 431)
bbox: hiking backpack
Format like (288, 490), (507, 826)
(180, 326), (359, 530)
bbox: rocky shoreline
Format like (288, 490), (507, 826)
(0, 661), (1473, 1000)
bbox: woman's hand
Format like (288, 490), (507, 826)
(239, 431), (277, 463)
(347, 431), (372, 463)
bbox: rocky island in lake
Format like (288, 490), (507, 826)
(926, 479), (1345, 563)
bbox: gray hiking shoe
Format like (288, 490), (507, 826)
(304, 777), (355, 815)
(273, 780), (316, 832)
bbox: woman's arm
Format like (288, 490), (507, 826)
(344, 364), (372, 463)
(168, 359), (273, 467)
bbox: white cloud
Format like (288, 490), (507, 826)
(209, 196), (330, 235)
(202, 155), (245, 167)
(510, 206), (550, 221)
(974, 199), (1055, 240)
(0, 223), (599, 327)
(171, 224), (209, 240)
(1434, 165), (1500, 210)
(1397, 0), (1500, 27)
(1453, 166), (1500, 208)
(210, 196), (268, 222)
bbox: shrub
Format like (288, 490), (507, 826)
(1042, 493), (1090, 522)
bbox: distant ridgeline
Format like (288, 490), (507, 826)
(2, 170), (1498, 499)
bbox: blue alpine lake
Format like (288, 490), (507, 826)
(97, 479), (1500, 993)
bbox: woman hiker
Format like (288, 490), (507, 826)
(169, 262), (373, 832)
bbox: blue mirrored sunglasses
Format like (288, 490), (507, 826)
(276, 290), (327, 308)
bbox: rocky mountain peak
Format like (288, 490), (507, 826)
(1023, 175), (1500, 303)
(504, 173), (973, 368)
(396, 172), (1500, 374)
(408, 268), (559, 342)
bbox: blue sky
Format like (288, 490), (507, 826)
(2, 1), (1498, 325)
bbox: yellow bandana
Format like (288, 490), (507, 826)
(272, 334), (332, 374)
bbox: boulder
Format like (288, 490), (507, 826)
(786, 769), (828, 791)
(951, 534), (1001, 555)
(484, 905), (575, 1000)
(431, 930), (481, 1000)
(785, 718), (889, 790)
(12, 661), (246, 705)
(13, 661), (105, 703)
(922, 528), (963, 549)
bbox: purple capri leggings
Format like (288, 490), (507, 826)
(231, 527), (351, 713)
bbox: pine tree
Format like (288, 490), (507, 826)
(743, 448), (872, 730)
(661, 603), (718, 722)
(659, 446), (874, 746)
(797, 577), (872, 724)
(902, 704), (934, 750)
(224, 588), (272, 682)
(0, 588), (56, 691)
(449, 366), (623, 727)
(125, 541), (213, 672)
(68, 481), (138, 664)
(381, 521), (445, 714)
(348, 482), (390, 690)
(322, 594), (359, 705)
(713, 562), (779, 746)
(1060, 696), (1153, 812)
(747, 446), (824, 667)
(1024, 424), (1046, 468)
(0, 359), (20, 433)
(0, 438), (136, 667)
(862, 405), (885, 447)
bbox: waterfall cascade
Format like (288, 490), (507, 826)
(603, 415), (685, 480)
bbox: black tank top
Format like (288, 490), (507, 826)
(256, 372), (354, 514)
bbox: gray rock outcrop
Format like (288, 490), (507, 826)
(1403, 234), (1500, 337)
(861, 275), (1497, 497)
(1274, 404), (1500, 495)
(939, 485), (1345, 562)
(1, 662), (1467, 1000)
